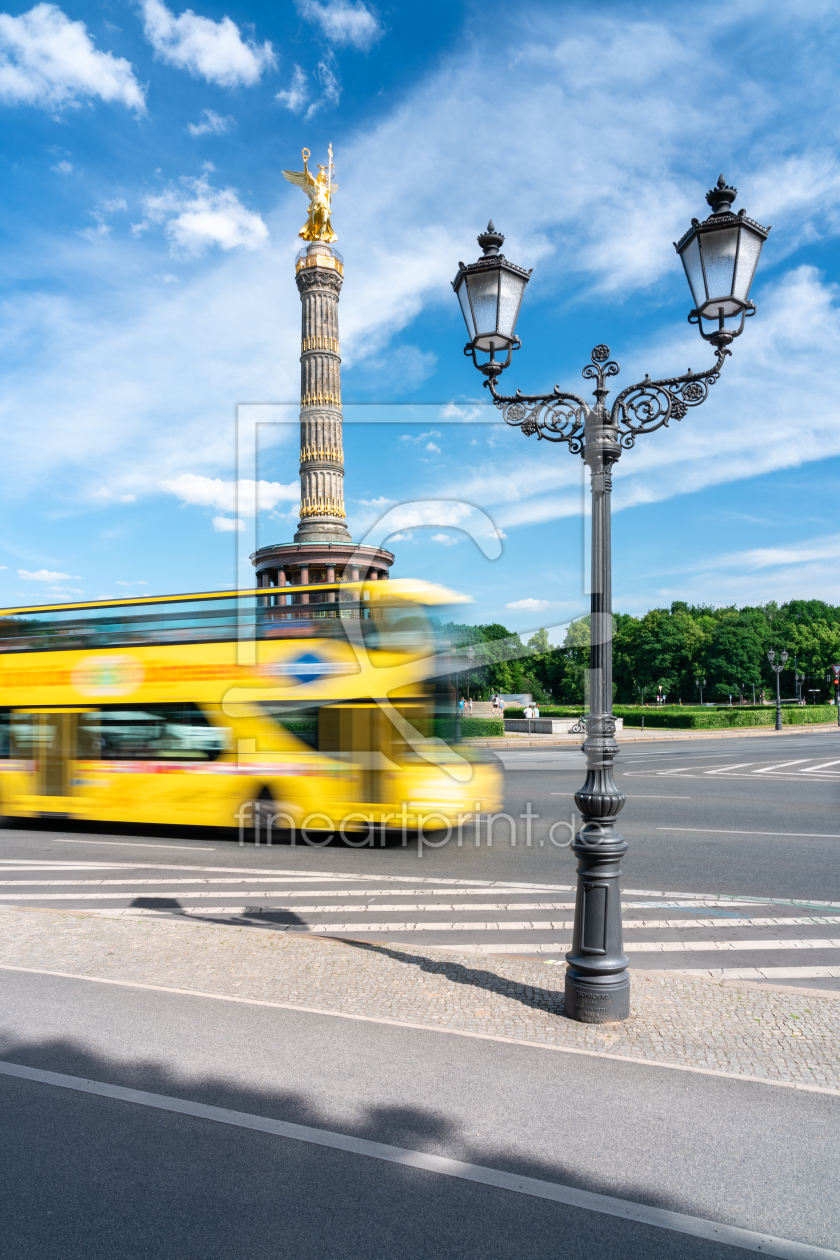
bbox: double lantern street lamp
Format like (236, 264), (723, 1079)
(767, 650), (788, 731)
(453, 176), (769, 1024)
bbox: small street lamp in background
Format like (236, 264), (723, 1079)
(767, 649), (788, 731)
(827, 666), (840, 724)
(695, 677), (706, 705)
(453, 176), (767, 1023)
(808, 689), (820, 705)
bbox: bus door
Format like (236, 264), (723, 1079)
(10, 708), (96, 818)
(319, 702), (426, 809)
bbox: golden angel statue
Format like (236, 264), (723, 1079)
(282, 145), (338, 243)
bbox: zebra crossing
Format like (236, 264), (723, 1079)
(1, 856), (839, 984)
(626, 755), (840, 781)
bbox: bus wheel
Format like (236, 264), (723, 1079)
(243, 790), (276, 845)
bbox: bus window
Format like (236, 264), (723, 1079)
(0, 708), (9, 757)
(259, 704), (320, 749)
(77, 704), (228, 761)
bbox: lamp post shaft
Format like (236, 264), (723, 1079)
(564, 397), (630, 1023)
(774, 667), (782, 731)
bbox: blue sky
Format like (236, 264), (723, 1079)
(1, 0), (840, 641)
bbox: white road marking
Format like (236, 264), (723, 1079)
(50, 838), (215, 850)
(658, 828), (840, 839)
(3, 1060), (840, 1260)
(550, 793), (691, 799)
(672, 966), (840, 980)
(753, 760), (810, 774)
(1, 1061), (836, 1257)
(704, 763), (756, 774)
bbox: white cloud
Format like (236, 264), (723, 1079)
(425, 441), (441, 453)
(141, 0), (275, 87)
(138, 174), (268, 256)
(297, 0), (382, 51)
(430, 533), (458, 545)
(51, 159), (72, 173)
(212, 515), (244, 531)
(357, 495), (394, 508)
(116, 579), (148, 586)
(388, 531), (413, 542)
(0, 3), (145, 111)
(506, 598), (551, 611)
(400, 429), (441, 443)
(162, 473), (298, 515)
(187, 108), (233, 136)
(302, 54), (340, 118)
(276, 64), (307, 113)
(19, 568), (79, 580)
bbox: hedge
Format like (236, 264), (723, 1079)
(616, 706), (837, 729)
(504, 704), (837, 729)
(434, 717), (505, 739)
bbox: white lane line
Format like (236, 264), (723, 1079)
(2, 965), (838, 1103)
(51, 911), (840, 947)
(753, 760), (810, 774)
(550, 793), (692, 799)
(671, 967), (840, 981)
(803, 759), (840, 773)
(0, 1060), (836, 1256)
(658, 828), (840, 839)
(1, 861), (837, 912)
(2, 897), (838, 929)
(50, 839), (215, 850)
(704, 763), (756, 774)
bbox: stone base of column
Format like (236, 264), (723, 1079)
(564, 971), (630, 1023)
(251, 541), (394, 588)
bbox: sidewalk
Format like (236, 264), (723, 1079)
(2, 906), (838, 1095)
(466, 720), (840, 748)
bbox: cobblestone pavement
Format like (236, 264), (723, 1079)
(1, 906), (838, 1094)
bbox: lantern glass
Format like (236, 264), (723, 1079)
(701, 226), (740, 314)
(733, 226), (763, 301)
(456, 279), (475, 342)
(468, 268), (502, 350)
(681, 234), (705, 309)
(498, 268), (527, 341)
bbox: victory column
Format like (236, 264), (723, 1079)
(251, 146), (394, 598)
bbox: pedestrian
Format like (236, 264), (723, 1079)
(524, 703), (532, 719)
(468, 697), (473, 716)
(499, 696), (506, 717)
(459, 696), (465, 714)
(533, 700), (540, 718)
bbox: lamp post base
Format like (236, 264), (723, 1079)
(564, 970), (630, 1023)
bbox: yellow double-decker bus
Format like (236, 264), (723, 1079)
(0, 580), (501, 841)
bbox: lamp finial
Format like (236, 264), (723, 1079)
(706, 175), (737, 217)
(477, 221), (505, 256)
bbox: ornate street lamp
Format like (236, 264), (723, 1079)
(452, 221), (532, 377)
(453, 177), (768, 1025)
(767, 649), (788, 731)
(674, 176), (768, 348)
(695, 677), (706, 705)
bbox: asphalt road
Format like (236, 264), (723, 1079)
(1, 729), (839, 987)
(2, 731), (840, 1257)
(1, 968), (838, 1259)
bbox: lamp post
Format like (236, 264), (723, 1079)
(453, 177), (767, 1024)
(695, 677), (706, 705)
(767, 649), (788, 731)
(830, 666), (840, 724)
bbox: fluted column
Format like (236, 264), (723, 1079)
(294, 242), (351, 543)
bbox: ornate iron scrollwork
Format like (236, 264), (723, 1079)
(487, 343), (729, 455)
(490, 388), (588, 452)
(610, 348), (729, 449)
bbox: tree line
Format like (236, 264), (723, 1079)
(442, 599), (840, 705)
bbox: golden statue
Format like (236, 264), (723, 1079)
(282, 145), (338, 243)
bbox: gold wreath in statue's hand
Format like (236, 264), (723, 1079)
(282, 145), (338, 243)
